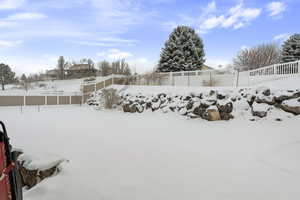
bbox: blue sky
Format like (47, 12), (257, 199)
(0, 0), (299, 75)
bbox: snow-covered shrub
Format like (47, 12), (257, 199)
(102, 88), (121, 109)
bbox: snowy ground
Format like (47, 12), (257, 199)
(254, 76), (300, 89)
(1, 105), (300, 200)
(0, 76), (106, 95)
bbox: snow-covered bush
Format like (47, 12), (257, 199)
(102, 88), (121, 109)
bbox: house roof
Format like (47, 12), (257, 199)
(46, 69), (58, 75)
(68, 64), (90, 71)
(202, 64), (213, 70)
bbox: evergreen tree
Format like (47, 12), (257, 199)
(57, 56), (65, 80)
(0, 63), (16, 90)
(20, 74), (27, 82)
(281, 34), (300, 63)
(157, 26), (205, 72)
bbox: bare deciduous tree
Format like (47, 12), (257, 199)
(233, 43), (281, 71)
(98, 59), (132, 76)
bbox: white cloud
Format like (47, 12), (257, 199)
(5, 12), (47, 21)
(164, 1), (261, 34)
(0, 40), (22, 48)
(199, 2), (261, 33)
(77, 0), (146, 32)
(2, 56), (57, 75)
(0, 0), (25, 9)
(273, 33), (290, 41)
(96, 37), (137, 44)
(0, 12), (47, 28)
(266, 2), (287, 17)
(202, 16), (225, 30)
(71, 36), (138, 47)
(71, 41), (116, 47)
(97, 49), (134, 60)
(0, 21), (18, 28)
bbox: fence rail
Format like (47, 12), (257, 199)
(249, 61), (299, 76)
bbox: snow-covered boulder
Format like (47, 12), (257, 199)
(17, 152), (66, 189)
(204, 106), (221, 121)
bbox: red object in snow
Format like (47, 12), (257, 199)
(0, 121), (22, 200)
(0, 139), (12, 200)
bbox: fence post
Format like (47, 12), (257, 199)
(236, 69), (240, 88)
(169, 72), (172, 86)
(45, 96), (47, 105)
(209, 71), (212, 86)
(70, 96), (72, 105)
(24, 96), (26, 106)
(57, 95), (59, 105)
(112, 74), (114, 85)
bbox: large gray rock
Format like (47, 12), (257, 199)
(278, 104), (300, 115)
(192, 103), (209, 117)
(217, 102), (233, 113)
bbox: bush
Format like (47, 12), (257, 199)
(101, 88), (120, 109)
(84, 77), (96, 82)
(38, 83), (47, 88)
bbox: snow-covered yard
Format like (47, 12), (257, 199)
(1, 76), (106, 95)
(1, 105), (300, 200)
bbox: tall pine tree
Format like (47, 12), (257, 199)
(157, 26), (205, 72)
(281, 34), (300, 63)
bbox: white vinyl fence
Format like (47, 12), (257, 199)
(132, 60), (300, 87)
(238, 60), (300, 86)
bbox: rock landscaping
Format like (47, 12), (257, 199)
(87, 87), (300, 121)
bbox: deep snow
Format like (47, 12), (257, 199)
(1, 105), (300, 200)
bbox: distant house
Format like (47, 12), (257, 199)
(40, 69), (58, 80)
(66, 64), (97, 78)
(201, 64), (214, 70)
(68, 64), (90, 71)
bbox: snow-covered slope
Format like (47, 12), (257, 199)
(254, 76), (300, 89)
(1, 106), (299, 200)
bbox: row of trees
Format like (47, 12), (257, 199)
(156, 26), (300, 73)
(98, 59), (132, 76)
(55, 57), (132, 80)
(0, 58), (133, 90)
(233, 34), (300, 71)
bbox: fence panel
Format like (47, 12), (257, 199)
(0, 96), (24, 106)
(59, 96), (70, 105)
(46, 96), (57, 105)
(25, 96), (45, 106)
(71, 96), (82, 104)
